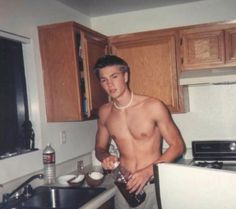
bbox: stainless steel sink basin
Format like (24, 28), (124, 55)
(19, 186), (106, 209)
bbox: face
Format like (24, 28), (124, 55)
(99, 65), (128, 99)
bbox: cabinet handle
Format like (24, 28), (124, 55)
(181, 57), (184, 64)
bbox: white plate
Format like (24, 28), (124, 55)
(57, 174), (76, 186)
(70, 174), (85, 183)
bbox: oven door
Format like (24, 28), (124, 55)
(153, 163), (236, 209)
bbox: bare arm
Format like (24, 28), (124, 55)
(95, 118), (110, 161)
(154, 101), (185, 162)
(143, 101), (185, 176)
(95, 106), (118, 170)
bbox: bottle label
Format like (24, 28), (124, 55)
(43, 153), (55, 164)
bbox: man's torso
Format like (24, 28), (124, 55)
(103, 96), (162, 172)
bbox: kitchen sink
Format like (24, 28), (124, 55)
(1, 186), (106, 209)
(21, 186), (106, 209)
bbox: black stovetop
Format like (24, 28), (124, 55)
(191, 140), (236, 171)
(192, 140), (236, 161)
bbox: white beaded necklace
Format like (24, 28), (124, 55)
(113, 92), (134, 110)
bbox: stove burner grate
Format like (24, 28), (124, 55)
(194, 161), (223, 169)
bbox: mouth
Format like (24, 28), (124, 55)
(109, 89), (117, 95)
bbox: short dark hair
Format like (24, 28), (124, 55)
(93, 55), (130, 79)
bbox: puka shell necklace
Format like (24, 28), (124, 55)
(113, 92), (134, 110)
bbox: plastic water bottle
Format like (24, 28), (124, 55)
(43, 144), (56, 185)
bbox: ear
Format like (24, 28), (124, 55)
(124, 72), (128, 83)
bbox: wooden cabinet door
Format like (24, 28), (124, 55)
(109, 31), (183, 112)
(38, 22), (108, 121)
(180, 30), (225, 70)
(81, 31), (108, 118)
(225, 28), (236, 64)
(39, 23), (82, 121)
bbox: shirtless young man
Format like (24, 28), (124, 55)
(93, 55), (185, 209)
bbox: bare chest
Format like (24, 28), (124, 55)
(105, 109), (156, 140)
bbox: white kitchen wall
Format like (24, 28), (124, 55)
(175, 84), (236, 147)
(0, 0), (95, 184)
(91, 0), (236, 149)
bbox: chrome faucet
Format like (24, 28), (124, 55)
(2, 173), (44, 203)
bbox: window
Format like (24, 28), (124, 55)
(0, 36), (36, 159)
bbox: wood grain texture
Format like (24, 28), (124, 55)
(109, 30), (183, 112)
(225, 28), (236, 64)
(38, 22), (108, 121)
(180, 30), (225, 70)
(81, 31), (108, 117)
(179, 22), (236, 70)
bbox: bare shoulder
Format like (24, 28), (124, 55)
(135, 94), (170, 118)
(98, 102), (113, 123)
(136, 95), (167, 110)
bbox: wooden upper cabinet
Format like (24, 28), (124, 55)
(38, 22), (108, 122)
(225, 28), (236, 64)
(38, 20), (236, 118)
(179, 22), (236, 70)
(109, 30), (185, 113)
(180, 29), (225, 70)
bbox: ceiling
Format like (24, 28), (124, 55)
(55, 0), (205, 17)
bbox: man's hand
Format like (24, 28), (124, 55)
(126, 166), (152, 194)
(102, 155), (119, 170)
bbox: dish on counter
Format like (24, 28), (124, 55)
(68, 174), (85, 186)
(85, 171), (104, 187)
(57, 174), (76, 186)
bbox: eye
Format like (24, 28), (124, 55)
(111, 74), (119, 79)
(100, 78), (106, 83)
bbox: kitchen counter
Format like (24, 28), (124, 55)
(54, 163), (117, 209)
(81, 158), (192, 209)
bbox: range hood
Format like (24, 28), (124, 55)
(179, 68), (236, 85)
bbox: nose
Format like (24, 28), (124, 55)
(106, 79), (114, 88)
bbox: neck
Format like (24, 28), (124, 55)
(113, 91), (133, 110)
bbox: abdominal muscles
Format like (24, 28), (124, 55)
(115, 129), (161, 172)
